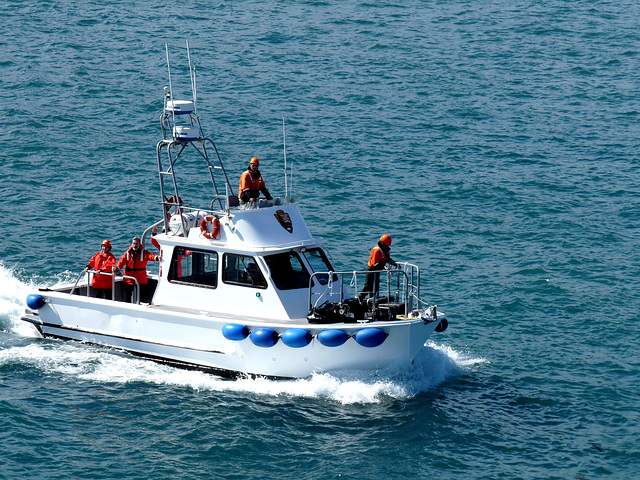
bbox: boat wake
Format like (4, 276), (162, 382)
(0, 262), (43, 339)
(0, 340), (480, 404)
(0, 264), (484, 404)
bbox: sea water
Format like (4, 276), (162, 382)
(1, 1), (639, 478)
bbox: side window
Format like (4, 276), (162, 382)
(264, 251), (310, 290)
(223, 254), (267, 289)
(303, 248), (336, 285)
(169, 248), (218, 289)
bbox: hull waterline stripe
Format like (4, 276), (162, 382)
(21, 316), (226, 355)
(38, 330), (291, 380)
(22, 315), (296, 379)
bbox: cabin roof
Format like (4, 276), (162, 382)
(154, 203), (321, 253)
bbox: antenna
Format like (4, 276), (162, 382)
(282, 117), (288, 198)
(165, 44), (176, 137)
(186, 40), (197, 115)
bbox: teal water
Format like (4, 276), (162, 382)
(2, 1), (639, 478)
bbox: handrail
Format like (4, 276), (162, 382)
(124, 275), (141, 304)
(69, 270), (86, 295)
(84, 270), (141, 303)
(142, 219), (165, 251)
(85, 269), (113, 298)
(308, 266), (414, 321)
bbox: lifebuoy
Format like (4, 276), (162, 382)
(200, 215), (220, 239)
(165, 195), (183, 221)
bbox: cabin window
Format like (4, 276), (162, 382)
(264, 251), (310, 290)
(303, 248), (335, 285)
(168, 248), (218, 289)
(222, 254), (267, 289)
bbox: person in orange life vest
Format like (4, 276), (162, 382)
(149, 225), (161, 251)
(84, 239), (117, 299)
(359, 234), (397, 301)
(238, 157), (272, 204)
(148, 224), (191, 278)
(116, 236), (160, 303)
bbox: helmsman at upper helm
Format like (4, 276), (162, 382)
(238, 157), (273, 204)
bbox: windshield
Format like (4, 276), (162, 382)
(264, 251), (310, 290)
(302, 248), (335, 285)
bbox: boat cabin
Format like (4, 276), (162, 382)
(150, 202), (340, 322)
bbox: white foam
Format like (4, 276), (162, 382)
(0, 340), (484, 405)
(0, 262), (43, 337)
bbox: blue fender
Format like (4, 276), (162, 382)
(317, 329), (348, 347)
(435, 317), (448, 333)
(354, 328), (387, 348)
(222, 323), (249, 341)
(250, 328), (279, 348)
(26, 294), (46, 310)
(281, 329), (312, 348)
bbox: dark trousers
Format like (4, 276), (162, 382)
(122, 283), (135, 303)
(93, 288), (113, 299)
(359, 267), (381, 301)
(123, 283), (149, 303)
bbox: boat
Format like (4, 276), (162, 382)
(21, 45), (448, 379)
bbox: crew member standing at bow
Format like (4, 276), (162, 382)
(238, 157), (273, 204)
(84, 239), (117, 299)
(359, 234), (397, 302)
(115, 236), (160, 303)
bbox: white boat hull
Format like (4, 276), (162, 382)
(23, 292), (440, 379)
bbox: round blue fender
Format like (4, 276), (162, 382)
(435, 317), (448, 333)
(26, 294), (46, 310)
(281, 328), (312, 348)
(250, 328), (279, 348)
(222, 323), (249, 341)
(354, 328), (387, 348)
(317, 329), (348, 347)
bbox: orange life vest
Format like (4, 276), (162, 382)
(368, 245), (390, 269)
(238, 169), (266, 198)
(87, 251), (116, 289)
(117, 248), (159, 285)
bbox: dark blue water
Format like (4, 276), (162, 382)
(1, 1), (639, 478)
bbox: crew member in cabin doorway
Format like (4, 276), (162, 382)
(238, 157), (273, 204)
(359, 234), (397, 302)
(115, 236), (161, 303)
(84, 239), (117, 299)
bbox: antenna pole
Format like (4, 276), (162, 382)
(166, 44), (175, 136)
(186, 40), (197, 114)
(282, 117), (288, 198)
